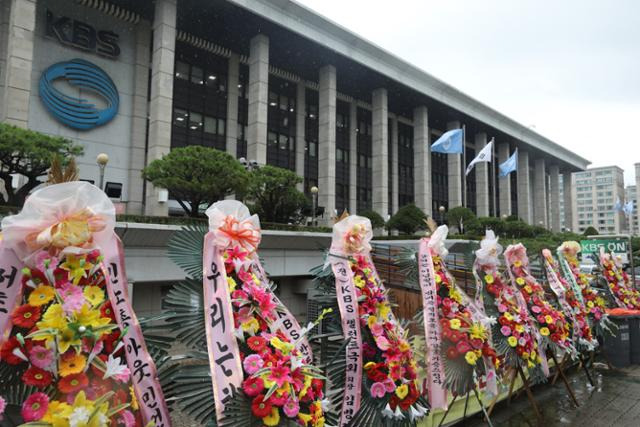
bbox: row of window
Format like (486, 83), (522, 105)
(173, 108), (226, 135)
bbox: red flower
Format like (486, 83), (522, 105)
(100, 301), (116, 322)
(58, 373), (89, 394)
(446, 347), (458, 359)
(251, 394), (273, 418)
(247, 336), (267, 353)
(11, 304), (41, 329)
(22, 366), (53, 388)
(242, 376), (264, 397)
(22, 269), (49, 287)
(1, 336), (26, 365)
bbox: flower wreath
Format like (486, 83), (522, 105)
(542, 250), (597, 351)
(598, 249), (640, 310)
(426, 226), (500, 397)
(504, 244), (575, 356)
(0, 182), (168, 426)
(328, 215), (426, 425)
(205, 201), (326, 426)
(473, 232), (545, 377)
(557, 242), (614, 337)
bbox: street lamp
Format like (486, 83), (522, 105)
(310, 186), (319, 226)
(96, 153), (109, 190)
(502, 213), (508, 220)
(438, 205), (446, 224)
(239, 157), (260, 171)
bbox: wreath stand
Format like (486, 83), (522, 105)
(548, 351), (579, 407)
(436, 387), (495, 427)
(486, 365), (542, 422)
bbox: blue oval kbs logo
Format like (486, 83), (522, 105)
(39, 59), (119, 130)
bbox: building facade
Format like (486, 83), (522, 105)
(626, 185), (638, 236)
(0, 0), (589, 227)
(572, 166), (626, 234)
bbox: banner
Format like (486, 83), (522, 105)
(0, 243), (24, 347)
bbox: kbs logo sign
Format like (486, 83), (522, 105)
(46, 9), (120, 58)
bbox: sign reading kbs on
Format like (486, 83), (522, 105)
(581, 238), (629, 263)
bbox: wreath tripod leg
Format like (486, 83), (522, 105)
(517, 365), (542, 421)
(506, 368), (518, 404)
(473, 387), (495, 427)
(550, 352), (579, 407)
(551, 353), (569, 385)
(461, 391), (470, 424)
(579, 353), (595, 386)
(437, 393), (456, 427)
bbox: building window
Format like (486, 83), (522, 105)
(397, 122), (414, 207)
(356, 107), (372, 212)
(267, 76), (296, 170)
(304, 89), (319, 194)
(431, 134), (448, 215)
(335, 101), (351, 213)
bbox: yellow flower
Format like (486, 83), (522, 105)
(545, 315), (553, 324)
(504, 312), (513, 321)
(130, 386), (139, 410)
(484, 274), (494, 284)
(270, 336), (294, 355)
(227, 277), (237, 292)
(58, 326), (82, 353)
(41, 400), (72, 423)
(435, 274), (442, 284)
(515, 324), (524, 333)
(377, 304), (391, 320)
(469, 323), (487, 340)
(364, 361), (377, 370)
(507, 336), (518, 347)
(524, 285), (532, 294)
(263, 408), (280, 426)
(60, 254), (94, 285)
(449, 287), (462, 303)
(28, 285), (55, 306)
(354, 276), (366, 288)
(298, 412), (312, 425)
(37, 303), (67, 330)
(514, 260), (522, 267)
(540, 327), (550, 336)
(241, 318), (260, 333)
(59, 352), (86, 377)
(395, 384), (409, 399)
(398, 340), (410, 352)
(83, 286), (104, 307)
(465, 351), (478, 365)
(449, 319), (461, 330)
(587, 301), (594, 308)
(75, 304), (111, 330)
(516, 277), (526, 286)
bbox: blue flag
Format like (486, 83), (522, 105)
(431, 129), (463, 154)
(498, 148), (518, 177)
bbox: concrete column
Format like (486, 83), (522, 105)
(497, 143), (511, 216)
(318, 65), (336, 222)
(0, 0), (11, 108)
(390, 116), (399, 214)
(413, 106), (431, 217)
(247, 34), (269, 165)
(371, 88), (388, 217)
(549, 164), (561, 232)
(0, 0), (36, 127)
(348, 102), (357, 214)
(226, 53), (240, 157)
(145, 0), (176, 216)
(474, 133), (490, 217)
(447, 121), (463, 208)
(533, 158), (548, 227)
(126, 22), (151, 215)
(517, 150), (531, 223)
(636, 163), (640, 235)
(295, 82), (306, 192)
(563, 171), (574, 232)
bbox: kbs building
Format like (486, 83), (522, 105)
(0, 0), (590, 229)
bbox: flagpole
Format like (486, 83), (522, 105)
(462, 124), (466, 208)
(491, 138), (496, 217)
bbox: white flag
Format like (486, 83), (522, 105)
(465, 139), (494, 176)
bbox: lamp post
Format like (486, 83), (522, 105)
(96, 153), (109, 191)
(502, 213), (508, 220)
(310, 186), (319, 226)
(438, 205), (446, 225)
(239, 157), (260, 172)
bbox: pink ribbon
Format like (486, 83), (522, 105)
(330, 255), (363, 425)
(0, 242), (24, 350)
(250, 258), (313, 363)
(102, 235), (171, 426)
(417, 239), (448, 409)
(202, 232), (244, 422)
(542, 253), (582, 339)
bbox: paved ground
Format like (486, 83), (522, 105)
(463, 362), (640, 427)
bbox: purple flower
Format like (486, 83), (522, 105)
(242, 354), (264, 375)
(370, 382), (387, 398)
(500, 326), (512, 336)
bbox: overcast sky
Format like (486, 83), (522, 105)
(296, 0), (640, 186)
